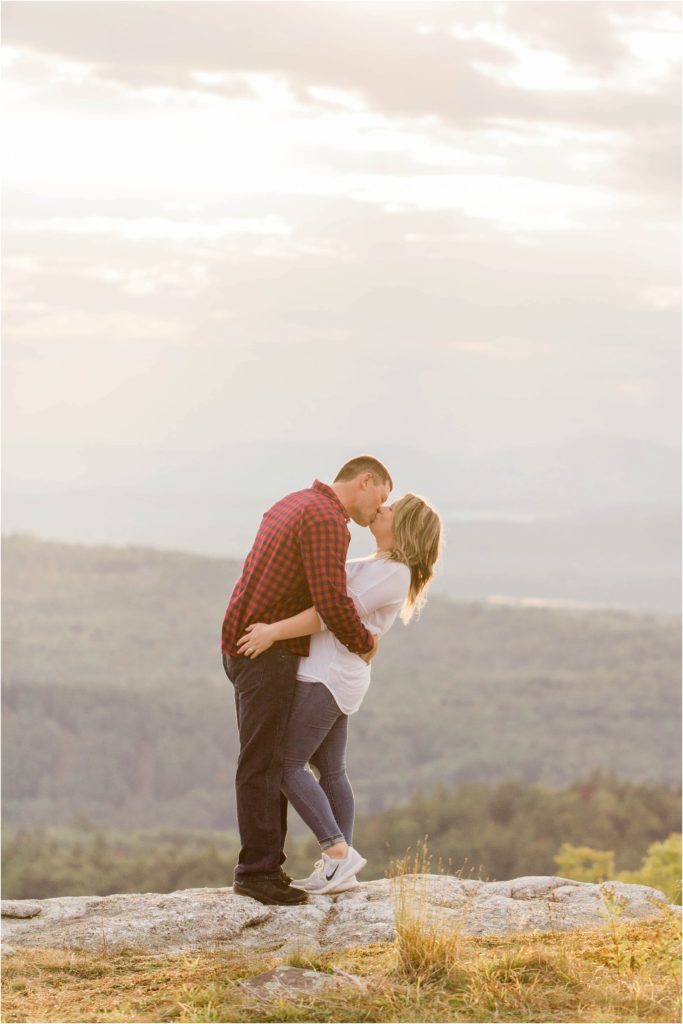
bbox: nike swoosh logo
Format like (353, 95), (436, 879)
(325, 864), (340, 881)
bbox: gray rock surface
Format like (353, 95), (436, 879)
(1, 875), (672, 955)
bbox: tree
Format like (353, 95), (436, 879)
(554, 843), (615, 882)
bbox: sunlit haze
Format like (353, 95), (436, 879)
(2, 1), (681, 555)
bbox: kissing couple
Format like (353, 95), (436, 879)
(221, 455), (442, 905)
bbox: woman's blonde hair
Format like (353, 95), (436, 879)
(380, 493), (443, 623)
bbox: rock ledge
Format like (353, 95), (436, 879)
(1, 875), (673, 955)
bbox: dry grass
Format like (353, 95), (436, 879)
(390, 841), (469, 987)
(2, 910), (680, 1024)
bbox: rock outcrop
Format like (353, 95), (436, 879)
(1, 875), (674, 955)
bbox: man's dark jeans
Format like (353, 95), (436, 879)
(223, 647), (299, 880)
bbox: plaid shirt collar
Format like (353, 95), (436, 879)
(312, 479), (350, 523)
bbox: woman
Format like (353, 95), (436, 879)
(236, 492), (442, 895)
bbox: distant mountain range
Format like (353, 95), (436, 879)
(432, 503), (681, 615)
(3, 435), (680, 613)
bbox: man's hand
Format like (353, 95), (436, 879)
(237, 622), (277, 659)
(360, 633), (380, 664)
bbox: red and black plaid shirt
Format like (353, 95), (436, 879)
(221, 480), (374, 658)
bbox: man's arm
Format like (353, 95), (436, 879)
(299, 512), (375, 656)
(237, 606), (322, 658)
(238, 605), (379, 662)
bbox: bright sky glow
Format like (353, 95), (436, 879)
(3, 51), (622, 232)
(2, 0), (680, 483)
(450, 22), (602, 91)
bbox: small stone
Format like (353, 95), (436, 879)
(238, 965), (361, 1000)
(1, 901), (42, 919)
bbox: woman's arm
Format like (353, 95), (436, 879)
(236, 606), (322, 659)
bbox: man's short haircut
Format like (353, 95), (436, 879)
(334, 455), (393, 490)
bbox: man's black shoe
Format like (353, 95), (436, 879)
(260, 868), (292, 884)
(233, 875), (308, 905)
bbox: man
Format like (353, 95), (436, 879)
(221, 455), (392, 905)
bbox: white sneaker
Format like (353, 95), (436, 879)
(292, 869), (359, 894)
(291, 848), (366, 895)
(290, 860), (325, 892)
(291, 859), (325, 890)
(325, 874), (359, 894)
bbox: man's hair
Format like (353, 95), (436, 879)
(334, 455), (393, 490)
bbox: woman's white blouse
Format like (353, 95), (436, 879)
(296, 555), (411, 714)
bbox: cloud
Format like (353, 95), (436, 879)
(6, 215), (293, 241)
(1, 2), (679, 460)
(6, 196), (677, 360)
(637, 285), (682, 310)
(4, 49), (660, 235)
(3, 1), (679, 134)
(3, 1), (679, 224)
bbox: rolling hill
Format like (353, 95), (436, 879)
(2, 534), (680, 831)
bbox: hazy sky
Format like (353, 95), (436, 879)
(2, 1), (681, 490)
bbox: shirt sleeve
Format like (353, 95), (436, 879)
(299, 511), (375, 655)
(352, 562), (411, 618)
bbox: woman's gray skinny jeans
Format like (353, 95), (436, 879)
(281, 679), (353, 850)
